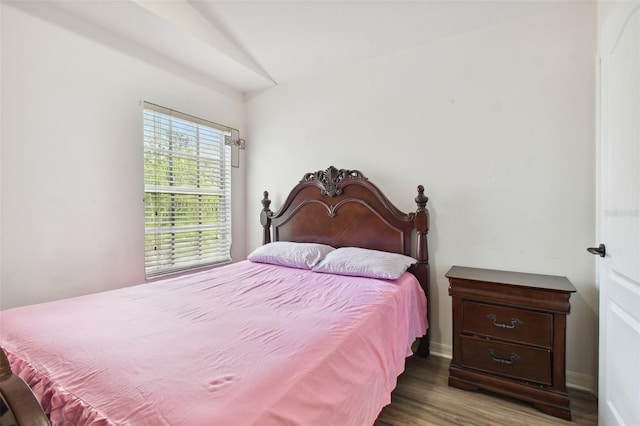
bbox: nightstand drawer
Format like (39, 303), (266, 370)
(461, 336), (552, 386)
(462, 301), (553, 348)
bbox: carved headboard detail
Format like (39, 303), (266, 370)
(301, 166), (366, 197)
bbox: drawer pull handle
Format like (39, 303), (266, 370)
(488, 349), (520, 364)
(487, 314), (522, 329)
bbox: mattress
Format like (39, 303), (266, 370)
(0, 260), (427, 425)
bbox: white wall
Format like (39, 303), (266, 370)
(0, 2), (246, 309)
(245, 3), (598, 389)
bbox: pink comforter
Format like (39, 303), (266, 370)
(0, 261), (427, 425)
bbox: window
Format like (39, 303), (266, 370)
(143, 102), (232, 278)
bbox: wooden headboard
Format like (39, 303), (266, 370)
(260, 166), (430, 355)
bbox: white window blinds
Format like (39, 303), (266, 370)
(143, 102), (232, 278)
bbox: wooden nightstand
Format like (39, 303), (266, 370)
(446, 266), (576, 420)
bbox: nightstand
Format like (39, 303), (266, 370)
(446, 266), (576, 420)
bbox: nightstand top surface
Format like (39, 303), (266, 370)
(446, 265), (576, 293)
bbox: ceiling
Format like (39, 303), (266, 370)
(38, 0), (571, 93)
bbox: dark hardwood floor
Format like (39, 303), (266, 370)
(376, 354), (598, 425)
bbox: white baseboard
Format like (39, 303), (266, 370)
(566, 371), (596, 394)
(425, 341), (596, 395)
(428, 342), (452, 359)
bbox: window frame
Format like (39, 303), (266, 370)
(143, 102), (233, 278)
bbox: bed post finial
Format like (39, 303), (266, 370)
(415, 185), (428, 209)
(261, 191), (272, 244)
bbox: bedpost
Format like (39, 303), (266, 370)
(412, 185), (430, 357)
(0, 348), (50, 425)
(261, 191), (272, 245)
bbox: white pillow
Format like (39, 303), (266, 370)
(247, 241), (335, 270)
(312, 247), (417, 279)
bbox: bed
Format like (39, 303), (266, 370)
(0, 166), (430, 425)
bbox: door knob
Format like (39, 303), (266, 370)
(587, 244), (606, 257)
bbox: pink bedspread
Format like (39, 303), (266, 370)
(0, 261), (427, 425)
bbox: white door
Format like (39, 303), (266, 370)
(597, 2), (640, 425)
